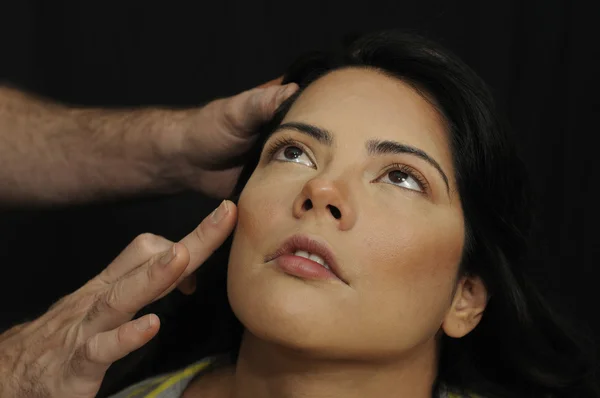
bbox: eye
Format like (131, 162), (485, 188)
(378, 165), (427, 193)
(273, 144), (315, 168)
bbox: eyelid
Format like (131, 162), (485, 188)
(264, 136), (317, 168)
(263, 136), (431, 194)
(377, 163), (430, 194)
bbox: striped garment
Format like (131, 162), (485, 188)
(107, 358), (215, 398)
(107, 357), (475, 398)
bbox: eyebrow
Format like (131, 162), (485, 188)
(367, 140), (450, 191)
(274, 122), (334, 145)
(274, 122), (450, 193)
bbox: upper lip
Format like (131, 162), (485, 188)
(265, 234), (348, 284)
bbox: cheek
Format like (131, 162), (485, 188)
(346, 209), (464, 347)
(358, 207), (464, 309)
(229, 169), (301, 281)
(235, 172), (292, 240)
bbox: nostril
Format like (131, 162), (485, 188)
(303, 199), (313, 211)
(328, 205), (342, 220)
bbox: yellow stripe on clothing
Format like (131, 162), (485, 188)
(144, 360), (213, 398)
(125, 375), (170, 398)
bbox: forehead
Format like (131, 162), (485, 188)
(282, 68), (454, 175)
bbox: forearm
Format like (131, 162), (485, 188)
(0, 86), (187, 205)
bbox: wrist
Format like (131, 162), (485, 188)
(160, 108), (206, 190)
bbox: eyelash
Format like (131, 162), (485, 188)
(379, 163), (430, 194)
(263, 137), (430, 194)
(264, 136), (313, 163)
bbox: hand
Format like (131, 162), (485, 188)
(174, 78), (298, 198)
(0, 200), (237, 398)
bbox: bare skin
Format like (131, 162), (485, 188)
(0, 78), (297, 295)
(0, 200), (238, 398)
(186, 68), (488, 398)
(0, 80), (297, 205)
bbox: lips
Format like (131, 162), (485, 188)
(265, 234), (348, 284)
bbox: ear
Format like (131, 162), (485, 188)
(442, 275), (488, 338)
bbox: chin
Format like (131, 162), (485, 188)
(227, 261), (351, 355)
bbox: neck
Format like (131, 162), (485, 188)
(230, 331), (439, 398)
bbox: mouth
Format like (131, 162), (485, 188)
(264, 234), (348, 284)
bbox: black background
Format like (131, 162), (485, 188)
(1, 0), (599, 389)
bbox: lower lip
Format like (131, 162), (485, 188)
(274, 254), (340, 281)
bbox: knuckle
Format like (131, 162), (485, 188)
(133, 233), (163, 257)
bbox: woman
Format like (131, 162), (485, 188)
(2, 30), (595, 398)
(101, 30), (599, 398)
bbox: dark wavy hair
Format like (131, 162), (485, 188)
(100, 31), (599, 398)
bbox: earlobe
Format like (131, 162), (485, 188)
(442, 276), (488, 338)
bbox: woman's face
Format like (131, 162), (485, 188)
(228, 68), (485, 360)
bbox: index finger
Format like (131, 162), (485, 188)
(176, 200), (237, 281)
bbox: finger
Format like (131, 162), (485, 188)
(83, 243), (189, 333)
(70, 314), (159, 379)
(223, 83), (299, 138)
(177, 273), (197, 295)
(250, 83), (299, 121)
(170, 200), (237, 290)
(88, 201), (235, 330)
(257, 76), (284, 88)
(99, 233), (173, 284)
(272, 83), (299, 110)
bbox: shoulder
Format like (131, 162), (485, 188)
(107, 356), (217, 398)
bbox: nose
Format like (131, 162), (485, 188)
(292, 177), (356, 230)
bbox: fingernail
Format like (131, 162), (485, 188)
(135, 315), (154, 332)
(211, 200), (229, 224)
(160, 245), (176, 265)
